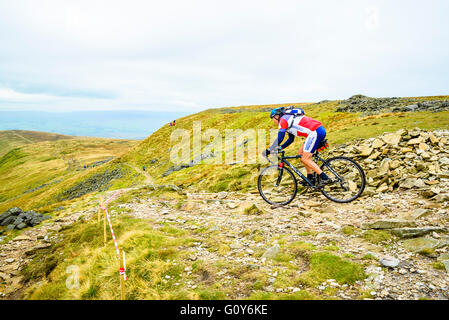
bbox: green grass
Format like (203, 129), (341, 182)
(432, 262), (445, 270)
(22, 216), (201, 300)
(243, 204), (264, 215)
(298, 252), (367, 287)
(362, 230), (393, 244)
(362, 254), (377, 261)
(340, 225), (358, 236)
(248, 290), (318, 300)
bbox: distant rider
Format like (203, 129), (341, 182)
(263, 107), (331, 187)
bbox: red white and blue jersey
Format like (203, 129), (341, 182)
(278, 114), (322, 138)
(270, 108), (326, 153)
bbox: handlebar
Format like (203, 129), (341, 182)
(263, 150), (285, 164)
(264, 151), (305, 165)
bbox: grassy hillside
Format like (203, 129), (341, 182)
(2, 96), (448, 213)
(0, 135), (138, 212)
(0, 130), (75, 157)
(117, 96), (449, 194)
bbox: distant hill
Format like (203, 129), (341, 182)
(0, 132), (138, 211)
(0, 110), (190, 140)
(0, 130), (75, 157)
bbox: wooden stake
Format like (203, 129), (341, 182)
(119, 249), (125, 300)
(98, 198), (103, 222)
(103, 210), (107, 247)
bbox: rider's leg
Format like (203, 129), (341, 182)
(302, 151), (330, 185)
(298, 145), (318, 185)
(301, 127), (330, 185)
(299, 137), (323, 175)
(301, 151), (322, 174)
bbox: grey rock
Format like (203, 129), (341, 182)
(336, 96), (449, 115)
(379, 256), (400, 268)
(1, 216), (16, 226)
(410, 208), (430, 220)
(30, 218), (42, 226)
(58, 167), (124, 201)
(390, 227), (447, 239)
(24, 243), (52, 256)
(434, 193), (449, 203)
(402, 237), (443, 252)
(7, 207), (22, 215)
(217, 192), (228, 200)
(16, 223), (27, 230)
(400, 178), (417, 189)
(437, 254), (449, 262)
(0, 212), (13, 225)
(12, 217), (23, 226)
(363, 219), (417, 230)
(404, 104), (418, 112)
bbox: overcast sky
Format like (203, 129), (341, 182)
(0, 0), (448, 112)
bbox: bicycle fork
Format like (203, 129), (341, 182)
(275, 162), (284, 187)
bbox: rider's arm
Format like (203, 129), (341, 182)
(280, 132), (295, 149)
(269, 117), (289, 150)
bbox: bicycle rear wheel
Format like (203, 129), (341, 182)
(258, 165), (297, 205)
(318, 157), (365, 203)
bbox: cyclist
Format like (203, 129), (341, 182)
(263, 107), (331, 187)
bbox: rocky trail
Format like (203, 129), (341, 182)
(123, 188), (449, 300)
(1, 186), (448, 300)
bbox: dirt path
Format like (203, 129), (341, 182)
(11, 132), (34, 144)
(126, 163), (154, 185)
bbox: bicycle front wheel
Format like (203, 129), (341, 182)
(258, 165), (297, 206)
(318, 157), (366, 203)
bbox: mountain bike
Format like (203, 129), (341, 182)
(258, 139), (366, 206)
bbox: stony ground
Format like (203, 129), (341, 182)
(1, 189), (448, 300)
(121, 189), (449, 300)
(0, 207), (92, 298)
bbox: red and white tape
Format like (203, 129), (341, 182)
(99, 191), (127, 281)
(120, 251), (127, 281)
(100, 191), (121, 209)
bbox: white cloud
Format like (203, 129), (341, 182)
(0, 0), (448, 112)
(0, 88), (57, 103)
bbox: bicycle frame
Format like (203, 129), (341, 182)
(267, 151), (344, 189)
